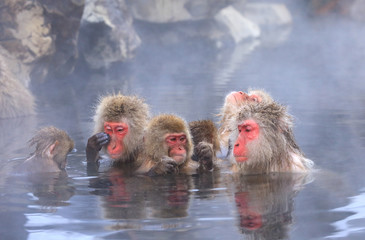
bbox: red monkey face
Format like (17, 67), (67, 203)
(227, 91), (262, 106)
(233, 120), (260, 163)
(165, 133), (187, 164)
(104, 122), (129, 159)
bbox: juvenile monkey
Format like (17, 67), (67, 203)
(228, 100), (313, 174)
(189, 120), (221, 171)
(86, 94), (149, 171)
(15, 126), (74, 173)
(136, 114), (199, 175)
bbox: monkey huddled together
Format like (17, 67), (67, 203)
(6, 89), (313, 176)
(84, 91), (313, 176)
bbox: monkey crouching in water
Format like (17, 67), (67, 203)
(228, 99), (313, 174)
(189, 120), (222, 172)
(86, 94), (150, 172)
(14, 126), (74, 174)
(136, 114), (211, 176)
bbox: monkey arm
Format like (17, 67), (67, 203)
(193, 142), (215, 172)
(146, 156), (178, 176)
(86, 132), (110, 162)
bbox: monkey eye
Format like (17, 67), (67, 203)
(245, 125), (252, 132)
(105, 126), (112, 133)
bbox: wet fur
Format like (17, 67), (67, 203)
(138, 114), (197, 174)
(229, 100), (313, 174)
(19, 126), (74, 173)
(93, 93), (150, 165)
(0, 55), (35, 119)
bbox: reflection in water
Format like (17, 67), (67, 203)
(232, 173), (310, 239)
(328, 191), (365, 238)
(0, 171), (75, 239)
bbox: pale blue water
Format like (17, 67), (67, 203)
(1, 3), (365, 239)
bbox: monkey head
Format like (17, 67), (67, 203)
(29, 126), (74, 170)
(93, 94), (149, 161)
(219, 89), (273, 148)
(230, 101), (294, 173)
(225, 89), (273, 108)
(144, 114), (193, 166)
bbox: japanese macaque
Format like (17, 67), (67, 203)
(14, 126), (74, 173)
(0, 54), (35, 119)
(227, 95), (313, 174)
(189, 120), (221, 171)
(136, 114), (199, 175)
(218, 89), (273, 148)
(86, 94), (149, 170)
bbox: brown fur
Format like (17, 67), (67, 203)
(0, 55), (35, 119)
(93, 93), (150, 165)
(137, 114), (197, 174)
(228, 100), (313, 174)
(189, 120), (221, 154)
(17, 126), (74, 173)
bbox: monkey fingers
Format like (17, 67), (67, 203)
(195, 142), (214, 171)
(95, 132), (110, 148)
(160, 156), (179, 174)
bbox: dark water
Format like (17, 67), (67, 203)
(1, 4), (365, 240)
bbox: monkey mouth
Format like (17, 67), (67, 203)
(235, 156), (248, 162)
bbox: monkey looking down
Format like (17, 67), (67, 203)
(136, 114), (203, 175)
(218, 89), (313, 174)
(14, 126), (74, 173)
(228, 98), (313, 174)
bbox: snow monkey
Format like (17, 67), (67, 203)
(15, 126), (74, 173)
(136, 114), (204, 176)
(228, 97), (313, 174)
(0, 54), (35, 119)
(86, 94), (149, 170)
(218, 89), (273, 148)
(189, 120), (221, 171)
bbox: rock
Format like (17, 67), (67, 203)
(236, 3), (292, 27)
(215, 6), (260, 44)
(0, 0), (84, 82)
(79, 0), (141, 69)
(0, 1), (53, 77)
(126, 0), (237, 23)
(349, 0), (365, 21)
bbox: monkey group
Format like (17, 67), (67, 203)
(5, 89), (313, 176)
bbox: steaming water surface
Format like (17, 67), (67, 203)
(1, 7), (365, 240)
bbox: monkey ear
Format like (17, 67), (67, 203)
(46, 140), (59, 158)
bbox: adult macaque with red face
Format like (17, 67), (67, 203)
(218, 89), (273, 149)
(136, 114), (200, 175)
(86, 94), (149, 170)
(228, 97), (313, 174)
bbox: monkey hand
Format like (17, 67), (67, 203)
(148, 156), (178, 176)
(195, 142), (214, 171)
(86, 132), (110, 162)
